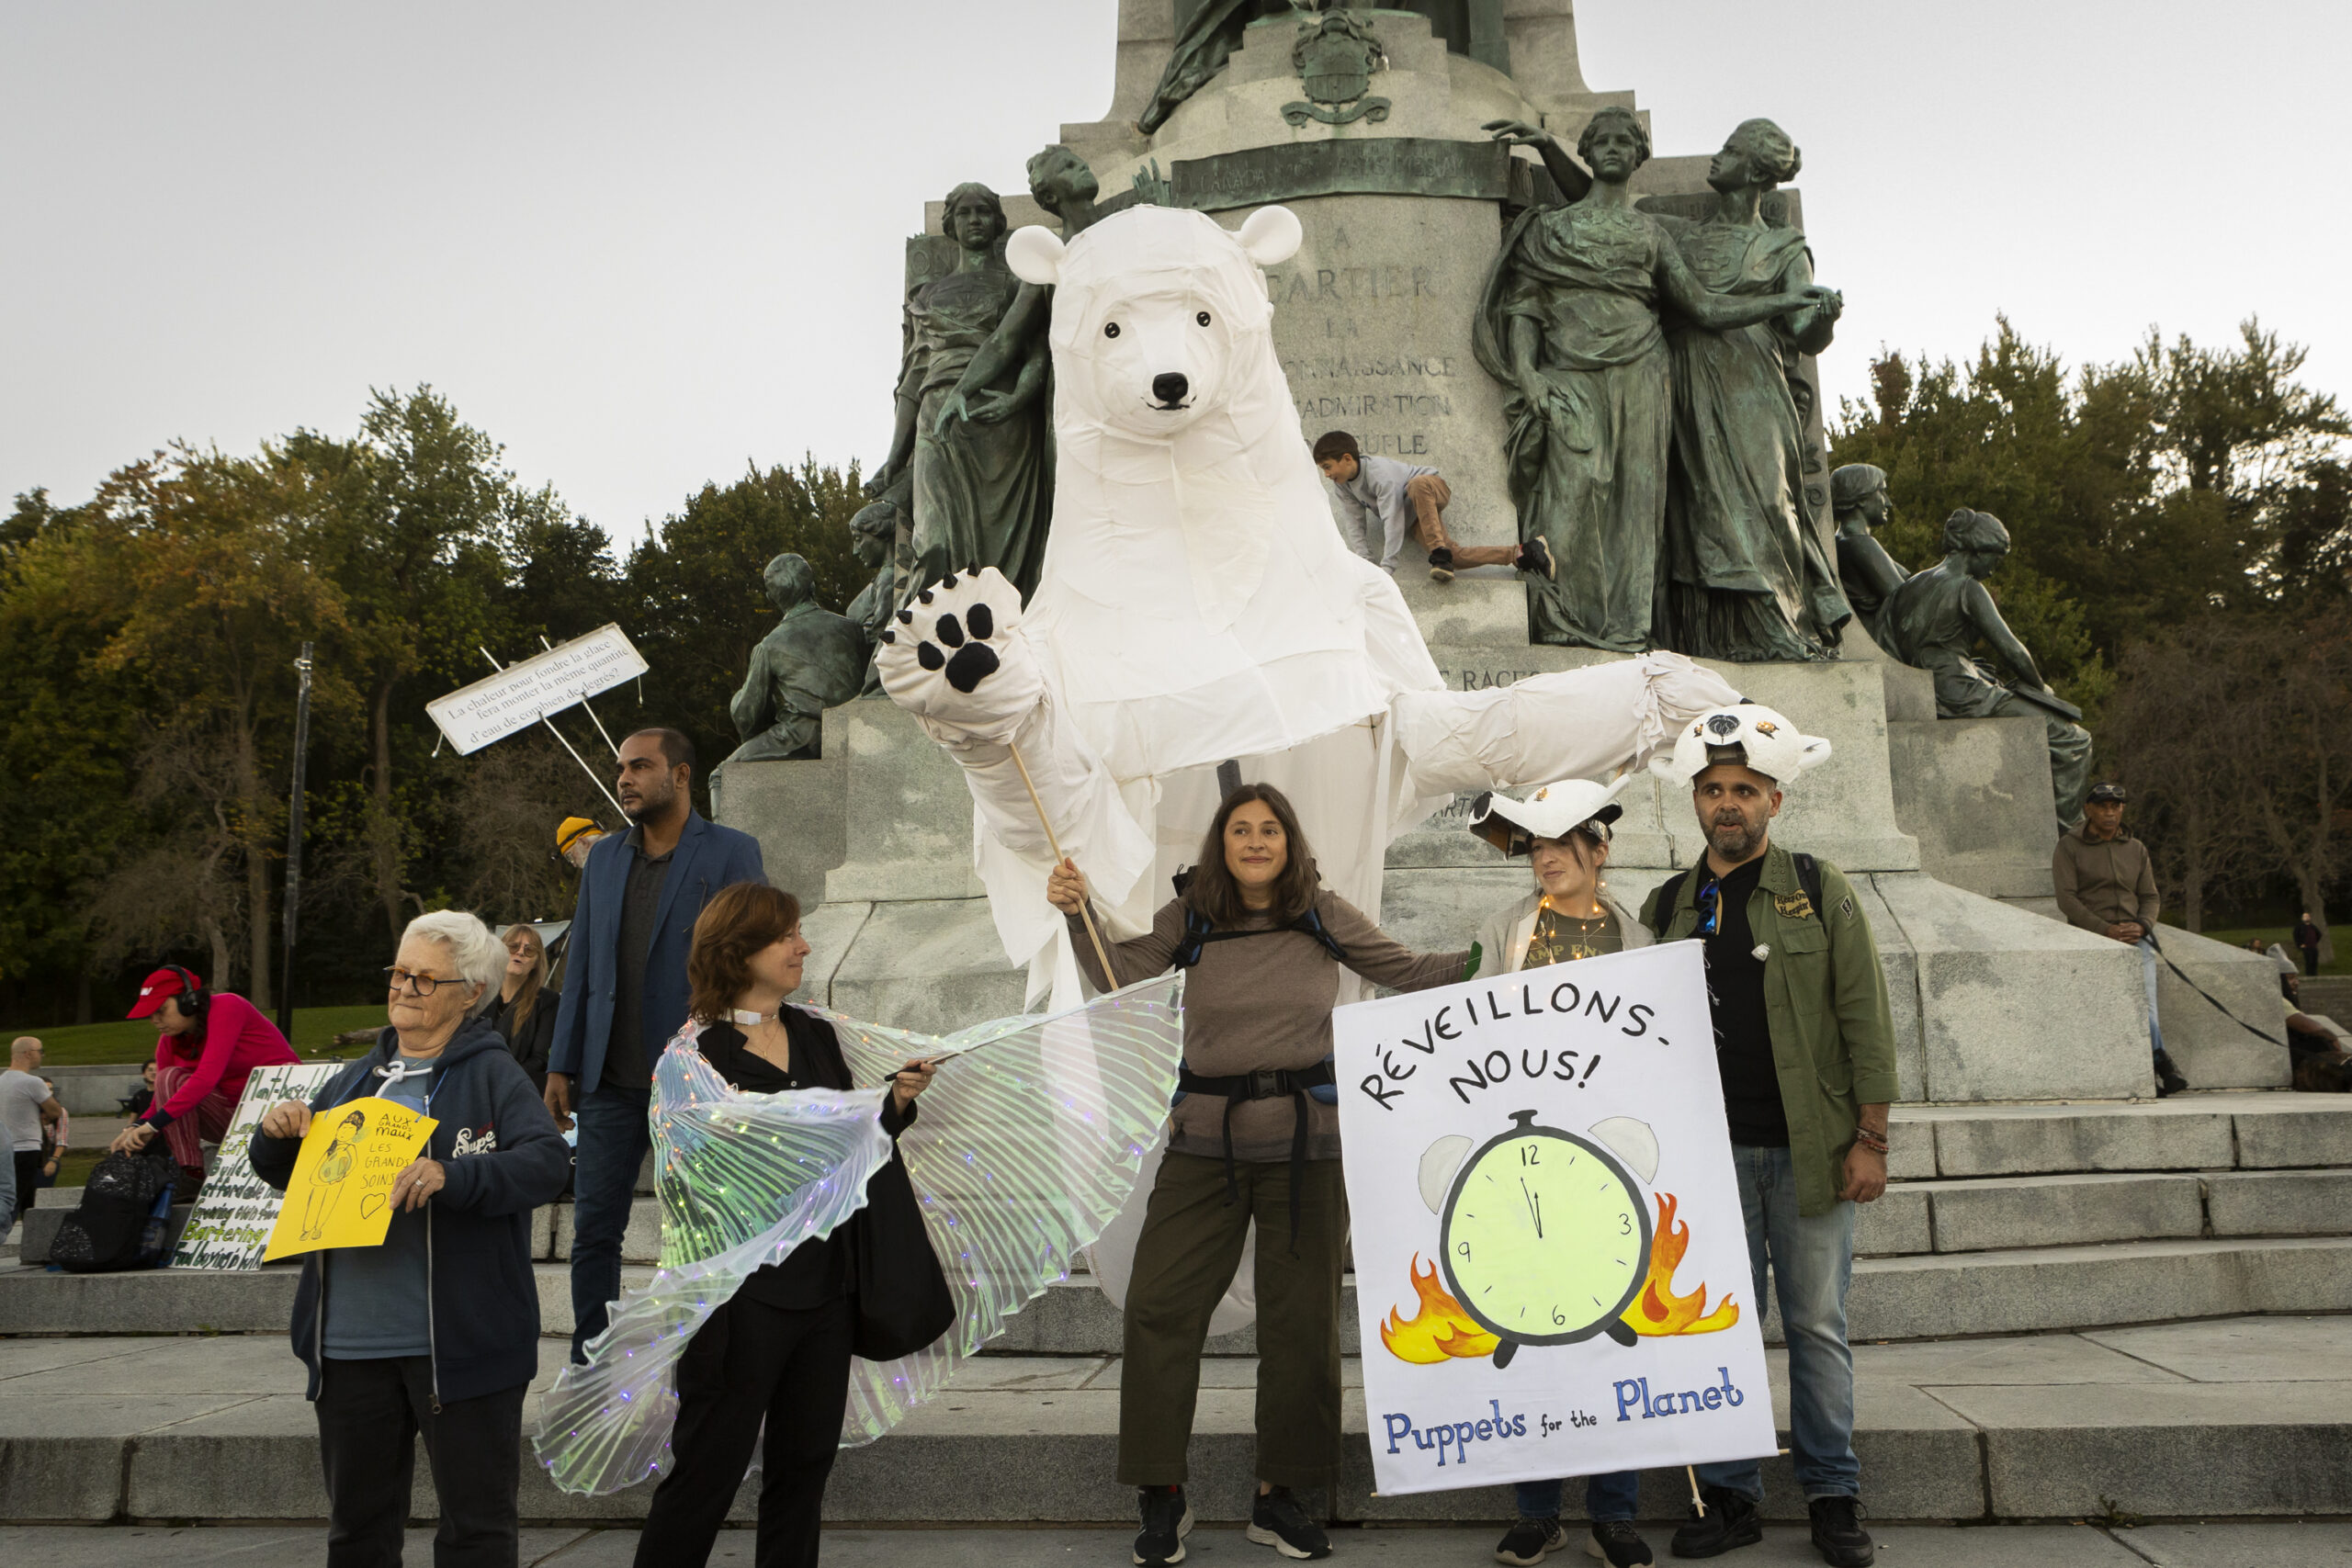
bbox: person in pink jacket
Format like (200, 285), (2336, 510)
(107, 967), (300, 1195)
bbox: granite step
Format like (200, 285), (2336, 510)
(0, 1261), (652, 1337)
(1886, 1093), (2349, 1179)
(0, 1317), (2345, 1524)
(1859, 1168), (2352, 1257)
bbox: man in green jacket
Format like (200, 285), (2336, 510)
(1642, 705), (1895, 1568)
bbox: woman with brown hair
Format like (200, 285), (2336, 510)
(1047, 783), (1468, 1566)
(632, 881), (942, 1568)
(485, 924), (559, 1092)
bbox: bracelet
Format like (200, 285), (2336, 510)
(1853, 1127), (1890, 1155)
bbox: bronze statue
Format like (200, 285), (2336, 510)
(1476, 107), (1832, 652)
(1141, 2), (1336, 134)
(1830, 463), (1909, 636)
(1877, 509), (2094, 828)
(723, 554), (868, 765)
(1656, 119), (1850, 662)
(871, 183), (1053, 600)
(843, 490), (905, 697)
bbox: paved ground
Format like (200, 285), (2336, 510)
(5, 1522), (2352, 1566)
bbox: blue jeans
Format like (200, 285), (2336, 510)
(1691, 1144), (1859, 1502)
(2138, 938), (2166, 1055)
(569, 1081), (652, 1362)
(1515, 1471), (1639, 1523)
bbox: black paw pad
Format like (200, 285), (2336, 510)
(917, 642), (945, 671)
(897, 608), (913, 625)
(944, 643), (1000, 694)
(967, 604), (995, 638)
(879, 629), (895, 644)
(918, 589), (935, 605)
(935, 614), (966, 649)
(942, 572), (959, 590)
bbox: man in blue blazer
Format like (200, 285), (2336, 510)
(546, 728), (765, 1359)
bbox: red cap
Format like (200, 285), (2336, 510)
(128, 967), (198, 1020)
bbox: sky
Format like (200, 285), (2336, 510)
(5, 1), (2347, 545)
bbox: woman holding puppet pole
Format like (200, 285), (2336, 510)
(1048, 782), (1470, 1566)
(1460, 777), (1655, 1568)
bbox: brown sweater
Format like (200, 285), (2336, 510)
(2052, 827), (2160, 933)
(1072, 889), (1467, 1161)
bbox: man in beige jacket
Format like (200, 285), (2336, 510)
(2052, 782), (2185, 1095)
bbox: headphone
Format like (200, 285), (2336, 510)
(158, 964), (209, 1021)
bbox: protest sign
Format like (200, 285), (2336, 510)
(173, 1062), (341, 1269)
(262, 1095), (439, 1261)
(425, 623), (646, 755)
(1333, 942), (1774, 1496)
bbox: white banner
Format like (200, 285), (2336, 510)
(425, 624), (647, 755)
(172, 1061), (344, 1270)
(1334, 942), (1774, 1495)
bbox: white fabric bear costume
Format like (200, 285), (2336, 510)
(877, 204), (1737, 1324)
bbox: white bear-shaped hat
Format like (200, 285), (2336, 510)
(1467, 774), (1634, 856)
(1648, 703), (1831, 785)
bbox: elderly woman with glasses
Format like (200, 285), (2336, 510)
(251, 909), (571, 1568)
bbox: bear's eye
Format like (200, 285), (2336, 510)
(1102, 321), (1121, 339)
(1195, 311), (1212, 327)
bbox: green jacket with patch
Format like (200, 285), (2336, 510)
(1640, 842), (1899, 1217)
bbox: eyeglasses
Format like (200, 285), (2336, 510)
(383, 967), (460, 996)
(1696, 877), (1722, 938)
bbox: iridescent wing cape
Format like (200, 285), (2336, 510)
(532, 973), (1184, 1494)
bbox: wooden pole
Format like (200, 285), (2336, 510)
(1007, 742), (1121, 990)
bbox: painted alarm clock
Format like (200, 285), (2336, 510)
(1436, 1108), (1653, 1368)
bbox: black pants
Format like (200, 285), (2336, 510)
(637, 1292), (856, 1568)
(2304, 947), (2322, 976)
(314, 1357), (525, 1568)
(12, 1152), (39, 1213)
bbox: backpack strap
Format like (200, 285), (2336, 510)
(1649, 871), (1690, 938)
(1794, 852), (1824, 916)
(1171, 906), (1215, 970)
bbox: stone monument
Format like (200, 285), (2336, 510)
(721, 0), (2285, 1101)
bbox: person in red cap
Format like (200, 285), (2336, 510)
(108, 966), (300, 1196)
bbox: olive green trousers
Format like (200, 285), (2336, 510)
(1116, 1152), (1348, 1490)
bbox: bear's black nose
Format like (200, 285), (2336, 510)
(1151, 372), (1190, 406)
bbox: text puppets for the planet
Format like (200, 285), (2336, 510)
(1332, 942), (1776, 1495)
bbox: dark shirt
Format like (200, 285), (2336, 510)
(1702, 857), (1790, 1148)
(483, 987), (559, 1092)
(696, 1015), (852, 1309)
(603, 830), (674, 1089)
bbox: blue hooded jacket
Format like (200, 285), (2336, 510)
(251, 1016), (571, 1404)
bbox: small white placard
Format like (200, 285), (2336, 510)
(424, 624), (647, 755)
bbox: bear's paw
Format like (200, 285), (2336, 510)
(876, 566), (1043, 739)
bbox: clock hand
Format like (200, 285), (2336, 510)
(1520, 1178), (1544, 1239)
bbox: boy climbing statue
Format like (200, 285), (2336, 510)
(1313, 429), (1555, 584)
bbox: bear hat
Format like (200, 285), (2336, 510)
(1467, 774), (1634, 857)
(1648, 703), (1832, 786)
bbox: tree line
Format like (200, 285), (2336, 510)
(1829, 317), (2351, 932)
(3, 315), (2345, 1026)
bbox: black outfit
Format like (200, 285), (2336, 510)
(483, 987), (560, 1092)
(634, 1012), (915, 1568)
(12, 1151), (40, 1213)
(2296, 920), (2324, 976)
(1701, 858), (1790, 1147)
(315, 1356), (525, 1568)
(250, 1020), (571, 1568)
(603, 836), (674, 1090)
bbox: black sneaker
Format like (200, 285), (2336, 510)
(1586, 1519), (1655, 1565)
(1494, 1515), (1567, 1565)
(1428, 547), (1456, 583)
(1518, 536), (1558, 581)
(1247, 1485), (1332, 1560)
(2154, 1050), (2189, 1097)
(1806, 1496), (1873, 1567)
(1669, 1485), (1761, 1558)
(1134, 1485), (1192, 1566)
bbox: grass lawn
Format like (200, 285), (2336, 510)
(2162, 922), (2346, 975)
(4, 1004), (390, 1067)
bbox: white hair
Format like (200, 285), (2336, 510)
(401, 909), (503, 1013)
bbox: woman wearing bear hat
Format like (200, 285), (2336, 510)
(1465, 774), (1654, 980)
(1462, 778), (1658, 1568)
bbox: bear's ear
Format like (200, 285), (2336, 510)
(1006, 225), (1067, 287)
(1237, 205), (1303, 267)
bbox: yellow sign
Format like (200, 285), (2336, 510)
(263, 1096), (439, 1261)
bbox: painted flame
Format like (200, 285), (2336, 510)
(1380, 1254), (1498, 1363)
(1621, 1191), (1740, 1337)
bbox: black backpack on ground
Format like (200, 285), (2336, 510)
(49, 1148), (178, 1273)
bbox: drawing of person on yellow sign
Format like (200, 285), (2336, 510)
(300, 1109), (368, 1240)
